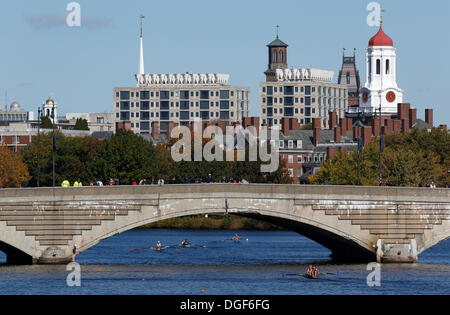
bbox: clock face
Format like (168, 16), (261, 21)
(362, 92), (369, 103)
(386, 91), (396, 103)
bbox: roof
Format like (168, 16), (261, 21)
(369, 24), (393, 47)
(268, 129), (356, 153)
(267, 36), (288, 47)
(411, 119), (432, 131)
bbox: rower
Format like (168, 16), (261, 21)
(233, 234), (240, 242)
(156, 241), (162, 251)
(306, 265), (313, 278)
(181, 239), (190, 247)
(312, 264), (319, 279)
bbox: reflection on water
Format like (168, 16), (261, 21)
(0, 230), (449, 295)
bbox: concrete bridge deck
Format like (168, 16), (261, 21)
(0, 184), (449, 265)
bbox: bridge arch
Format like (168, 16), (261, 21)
(74, 197), (376, 263)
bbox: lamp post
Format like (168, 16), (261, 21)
(51, 103), (56, 188)
(357, 137), (363, 186)
(379, 104), (384, 186)
(37, 107), (42, 187)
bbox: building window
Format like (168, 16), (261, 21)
(288, 155), (293, 163)
(376, 59), (381, 75)
(288, 140), (294, 149)
(120, 91), (130, 100)
(386, 59), (390, 74)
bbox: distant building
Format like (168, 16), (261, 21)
(348, 19), (403, 118)
(260, 33), (349, 129)
(63, 113), (114, 132)
(337, 49), (361, 107)
(0, 102), (34, 123)
(114, 19), (250, 136)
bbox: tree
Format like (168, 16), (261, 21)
(311, 128), (450, 187)
(160, 136), (292, 184)
(21, 132), (102, 187)
(40, 116), (53, 129)
(0, 146), (31, 188)
(74, 118), (89, 131)
(84, 130), (158, 185)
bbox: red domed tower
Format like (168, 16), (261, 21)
(359, 18), (403, 115)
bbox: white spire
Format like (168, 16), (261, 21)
(139, 15), (145, 75)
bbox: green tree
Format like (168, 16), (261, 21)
(21, 132), (101, 187)
(40, 116), (53, 129)
(74, 118), (89, 131)
(83, 130), (158, 185)
(311, 128), (450, 187)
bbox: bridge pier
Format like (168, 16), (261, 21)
(376, 239), (418, 264)
(37, 247), (75, 265)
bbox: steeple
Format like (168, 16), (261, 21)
(139, 15), (145, 75)
(265, 26), (288, 82)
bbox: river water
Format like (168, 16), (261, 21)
(0, 230), (449, 295)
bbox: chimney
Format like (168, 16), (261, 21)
(329, 112), (337, 130)
(346, 118), (353, 132)
(168, 122), (178, 138)
(371, 118), (380, 138)
(384, 119), (393, 135)
(409, 108), (417, 128)
(425, 109), (433, 127)
(282, 118), (290, 137)
(397, 103), (410, 121)
(334, 127), (341, 143)
(327, 147), (337, 161)
(393, 120), (402, 133)
(362, 126), (372, 145)
(401, 119), (409, 135)
(339, 118), (347, 138)
(115, 121), (132, 132)
(281, 118), (301, 137)
(353, 126), (361, 140)
(151, 122), (160, 141)
(313, 118), (321, 146)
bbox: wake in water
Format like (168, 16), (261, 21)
(130, 237), (249, 252)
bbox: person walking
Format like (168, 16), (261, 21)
(61, 179), (70, 188)
(73, 179), (83, 187)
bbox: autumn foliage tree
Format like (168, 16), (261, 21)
(0, 146), (30, 188)
(21, 132), (101, 187)
(311, 128), (450, 187)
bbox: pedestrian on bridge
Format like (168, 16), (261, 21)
(61, 179), (70, 188)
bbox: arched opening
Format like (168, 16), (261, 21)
(75, 211), (376, 264)
(376, 59), (381, 75)
(385, 59), (390, 74)
(0, 241), (34, 265)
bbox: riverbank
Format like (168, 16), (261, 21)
(138, 215), (284, 231)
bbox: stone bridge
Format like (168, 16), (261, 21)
(0, 185), (449, 265)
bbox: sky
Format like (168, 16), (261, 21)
(0, 0), (449, 125)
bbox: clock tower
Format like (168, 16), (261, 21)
(360, 19), (403, 114)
